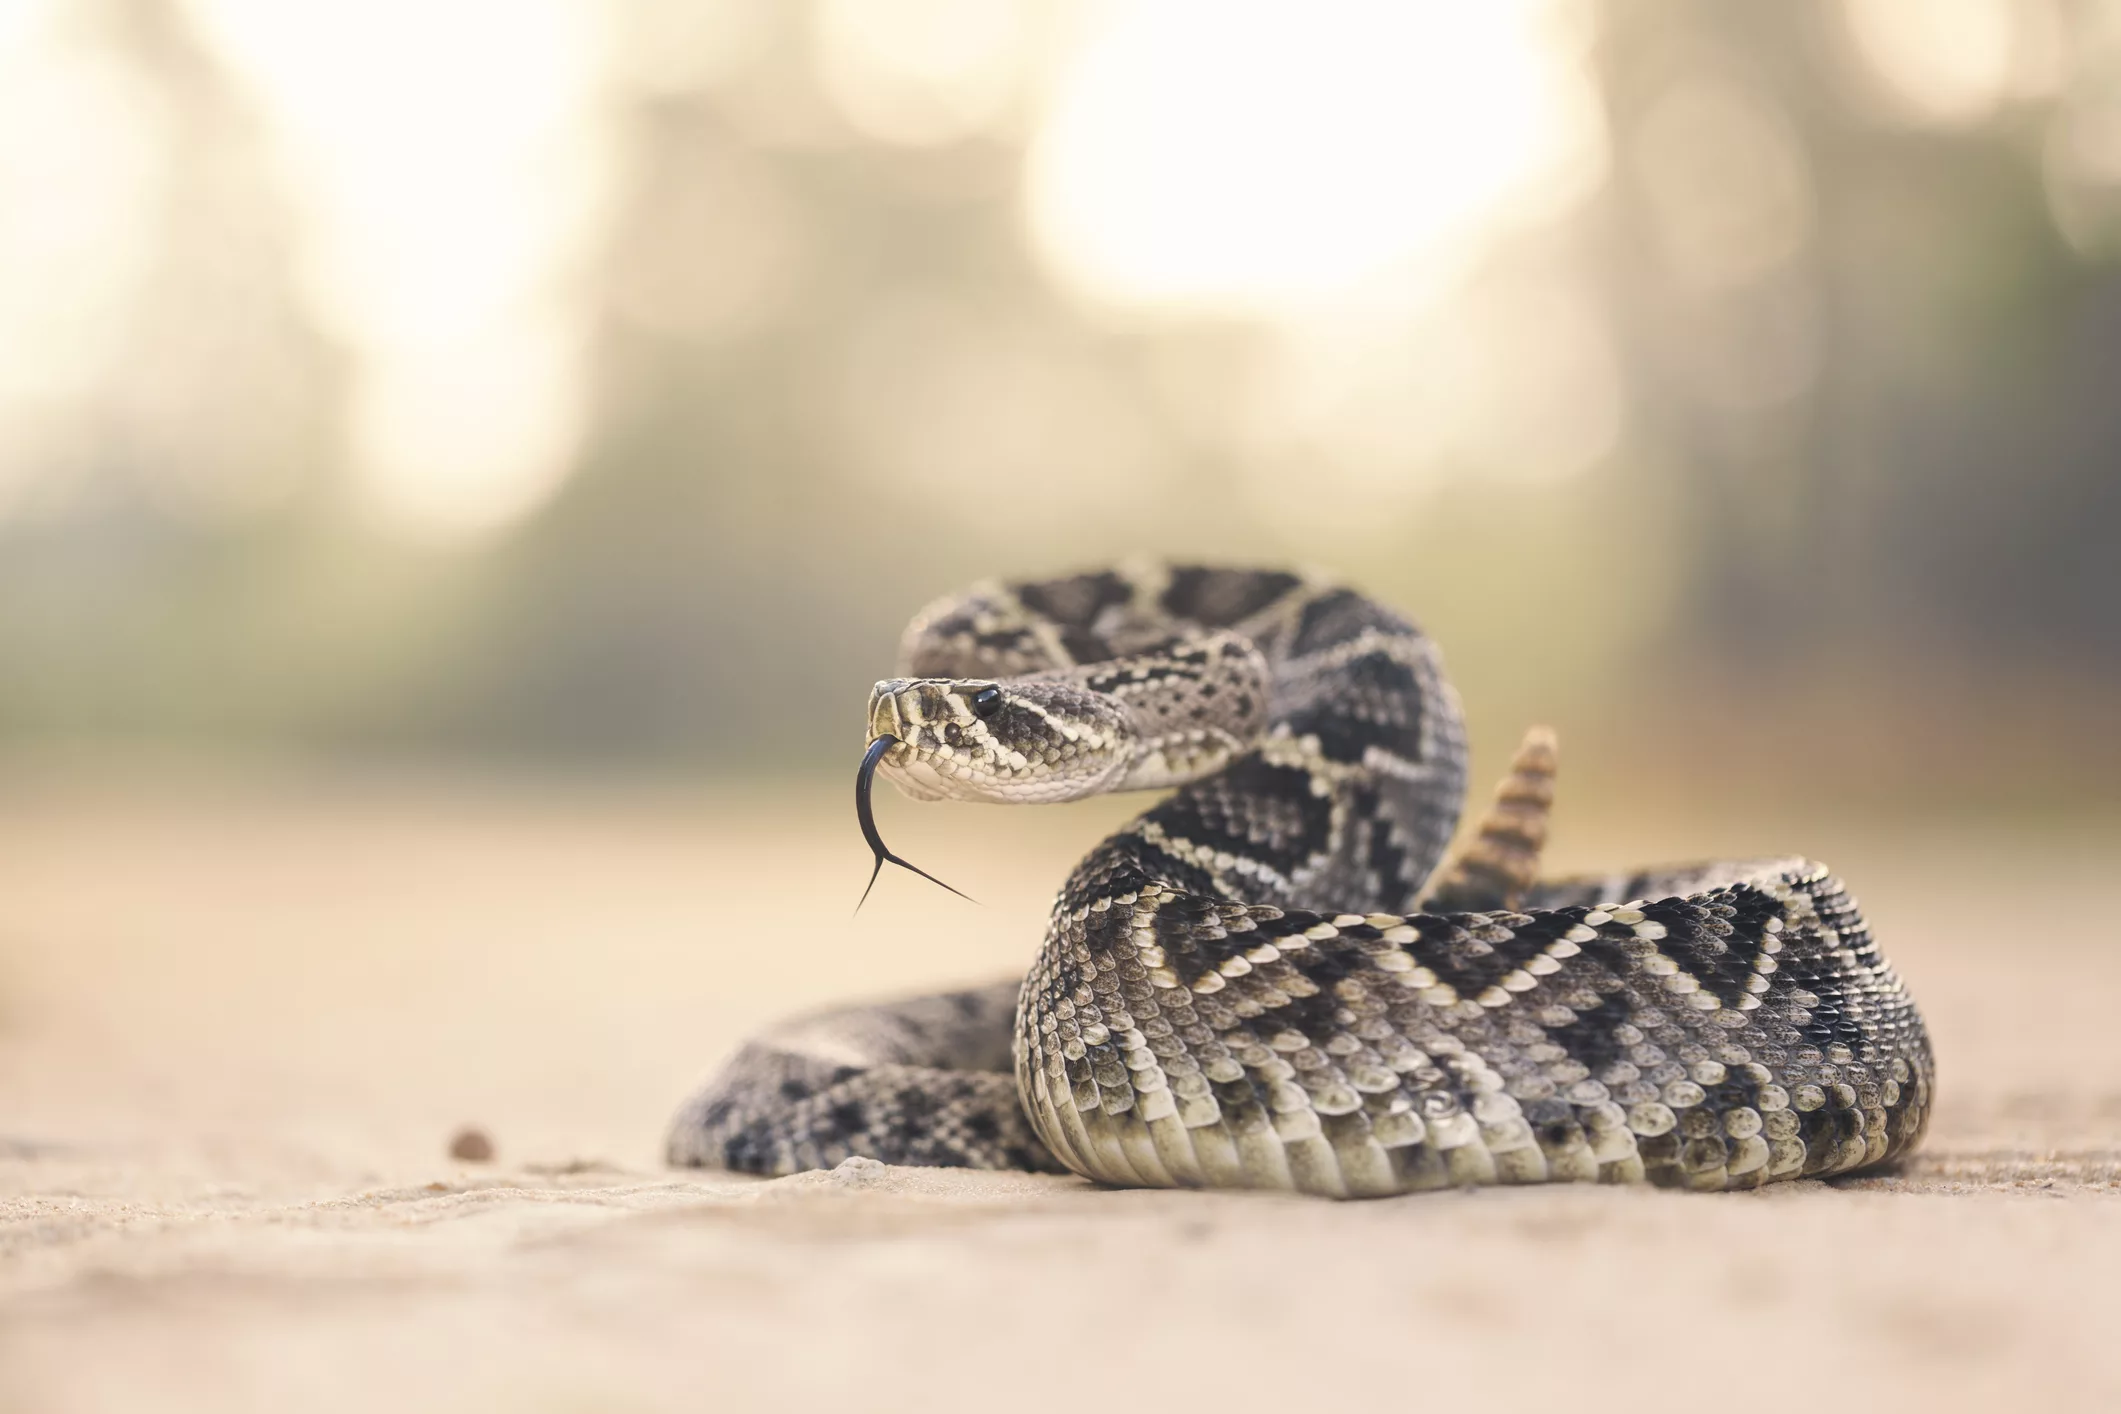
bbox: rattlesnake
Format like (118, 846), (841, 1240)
(668, 565), (1932, 1195)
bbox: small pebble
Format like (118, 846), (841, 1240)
(448, 1126), (495, 1163)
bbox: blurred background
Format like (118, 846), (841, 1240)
(3, 0), (2117, 805)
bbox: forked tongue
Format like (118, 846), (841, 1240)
(855, 733), (975, 911)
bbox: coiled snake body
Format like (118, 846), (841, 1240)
(669, 565), (1932, 1195)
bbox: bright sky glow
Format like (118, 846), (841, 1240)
(0, 44), (163, 407)
(6, 0), (1621, 536)
(181, 0), (616, 541)
(1026, 0), (1604, 313)
(0, 0), (51, 51)
(0, 10), (166, 513)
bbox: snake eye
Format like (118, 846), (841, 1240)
(970, 686), (1003, 719)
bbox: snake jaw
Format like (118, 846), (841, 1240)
(876, 747), (956, 802)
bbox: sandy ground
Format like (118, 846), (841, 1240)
(2, 782), (2117, 1412)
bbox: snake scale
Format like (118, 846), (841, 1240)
(668, 564), (1933, 1196)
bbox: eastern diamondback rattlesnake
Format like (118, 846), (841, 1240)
(669, 565), (1932, 1196)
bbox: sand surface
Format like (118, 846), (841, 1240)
(2, 784), (2117, 1412)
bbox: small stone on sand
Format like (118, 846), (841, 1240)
(448, 1127), (495, 1163)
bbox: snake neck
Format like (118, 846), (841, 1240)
(1074, 607), (1469, 919)
(888, 566), (1469, 914)
(1088, 630), (1275, 793)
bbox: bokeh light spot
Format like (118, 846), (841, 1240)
(1635, 74), (1813, 292)
(1837, 0), (2021, 127)
(1027, 0), (1604, 313)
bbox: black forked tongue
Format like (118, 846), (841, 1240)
(855, 734), (975, 911)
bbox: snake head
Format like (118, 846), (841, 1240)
(865, 677), (1132, 804)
